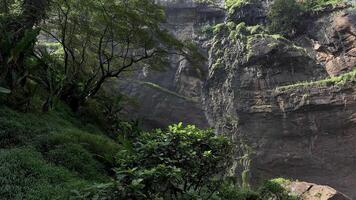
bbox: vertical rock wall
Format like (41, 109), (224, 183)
(203, 1), (356, 198)
(117, 0), (224, 129)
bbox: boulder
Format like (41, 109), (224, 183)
(285, 181), (351, 200)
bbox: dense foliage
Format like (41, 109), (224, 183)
(0, 0), (202, 111)
(267, 0), (304, 36)
(73, 123), (298, 200)
(0, 103), (298, 199)
(268, 0), (345, 36)
(75, 123), (233, 199)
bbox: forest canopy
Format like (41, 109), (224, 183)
(0, 0), (203, 111)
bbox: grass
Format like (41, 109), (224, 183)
(0, 103), (121, 199)
(276, 69), (356, 92)
(0, 148), (89, 200)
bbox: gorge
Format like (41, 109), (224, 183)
(0, 0), (355, 199)
(120, 0), (356, 198)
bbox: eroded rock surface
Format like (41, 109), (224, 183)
(203, 1), (356, 198)
(118, 1), (224, 129)
(285, 181), (351, 200)
(306, 9), (356, 76)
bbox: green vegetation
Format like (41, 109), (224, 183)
(0, 103), (121, 199)
(0, 0), (201, 112)
(0, 148), (89, 200)
(0, 0), (314, 199)
(302, 0), (345, 11)
(88, 123), (233, 199)
(276, 69), (356, 92)
(0, 86), (10, 94)
(268, 0), (345, 36)
(226, 0), (255, 17)
(209, 20), (290, 71)
(267, 0), (304, 36)
(73, 123), (298, 200)
(0, 103), (299, 199)
(225, 0), (251, 8)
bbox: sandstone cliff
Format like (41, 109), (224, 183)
(203, 0), (356, 198)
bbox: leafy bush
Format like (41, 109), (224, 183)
(201, 24), (214, 38)
(0, 106), (48, 147)
(301, 0), (344, 11)
(45, 143), (106, 181)
(76, 123), (234, 199)
(258, 179), (299, 200)
(267, 0), (304, 36)
(34, 130), (121, 169)
(268, 0), (345, 36)
(216, 182), (259, 200)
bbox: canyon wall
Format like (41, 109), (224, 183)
(203, 1), (356, 198)
(118, 1), (224, 129)
(118, 0), (356, 198)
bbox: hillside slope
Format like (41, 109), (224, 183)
(0, 105), (120, 199)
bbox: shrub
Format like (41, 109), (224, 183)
(201, 24), (214, 38)
(267, 0), (304, 36)
(258, 179), (299, 200)
(216, 182), (259, 200)
(45, 143), (106, 181)
(268, 0), (345, 36)
(0, 106), (48, 147)
(301, 0), (344, 11)
(34, 131), (121, 170)
(75, 123), (234, 199)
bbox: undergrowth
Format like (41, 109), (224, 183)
(0, 103), (120, 199)
(276, 69), (356, 92)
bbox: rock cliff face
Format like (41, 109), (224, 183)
(284, 181), (351, 200)
(203, 1), (356, 198)
(119, 1), (224, 129)
(119, 0), (356, 197)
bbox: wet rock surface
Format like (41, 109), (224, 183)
(285, 181), (351, 200)
(305, 9), (356, 76)
(116, 0), (356, 197)
(118, 1), (224, 129)
(203, 1), (356, 198)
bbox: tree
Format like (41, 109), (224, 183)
(267, 0), (304, 36)
(0, 0), (48, 90)
(75, 123), (234, 199)
(35, 0), (201, 111)
(0, 0), (50, 109)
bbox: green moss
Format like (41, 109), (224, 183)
(276, 69), (356, 92)
(213, 23), (228, 35)
(226, 0), (255, 17)
(246, 25), (265, 35)
(258, 178), (299, 200)
(270, 177), (292, 185)
(212, 58), (225, 70)
(302, 0), (345, 12)
(225, 0), (251, 9)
